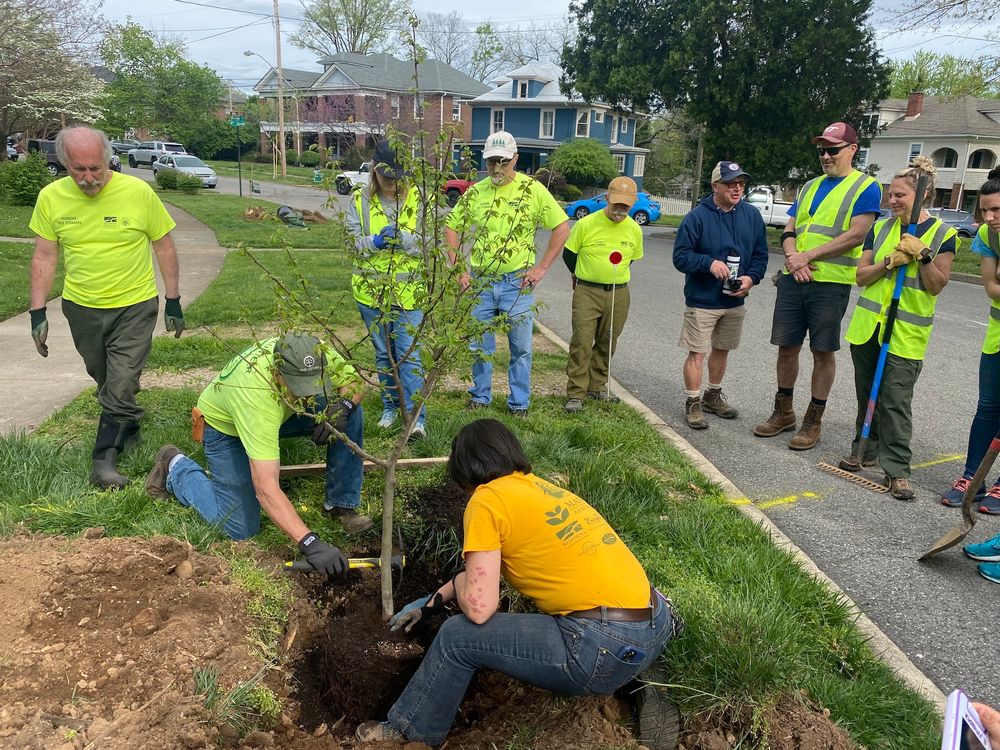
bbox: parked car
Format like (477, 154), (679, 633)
(927, 208), (979, 238)
(563, 191), (662, 225)
(152, 154), (217, 188)
(747, 187), (794, 228)
(110, 139), (140, 155)
(26, 138), (120, 176)
(335, 162), (370, 195)
(127, 141), (187, 168)
(443, 178), (474, 206)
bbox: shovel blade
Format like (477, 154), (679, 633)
(918, 523), (975, 561)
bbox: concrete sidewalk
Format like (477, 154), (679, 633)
(0, 205), (227, 435)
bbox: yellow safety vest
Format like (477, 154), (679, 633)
(792, 170), (879, 285)
(844, 216), (956, 361)
(351, 186), (422, 309)
(980, 223), (1000, 354)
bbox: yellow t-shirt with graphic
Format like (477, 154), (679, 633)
(29, 173), (176, 308)
(446, 173), (565, 274)
(565, 210), (643, 284)
(197, 338), (358, 461)
(463, 472), (650, 615)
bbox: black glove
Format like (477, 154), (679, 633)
(311, 398), (356, 444)
(164, 297), (185, 338)
(297, 532), (347, 577)
(30, 307), (48, 357)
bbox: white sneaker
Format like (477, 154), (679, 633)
(377, 408), (397, 429)
(409, 422), (427, 441)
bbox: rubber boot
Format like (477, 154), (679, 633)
(788, 402), (825, 451)
(753, 393), (796, 437)
(121, 421), (142, 455)
(90, 415), (130, 490)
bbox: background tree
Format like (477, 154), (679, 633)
(888, 50), (1000, 98)
(637, 112), (700, 198)
(98, 23), (225, 149)
(545, 138), (618, 188)
(562, 0), (889, 187)
(291, 0), (412, 57)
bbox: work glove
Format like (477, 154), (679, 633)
(164, 297), (185, 338)
(894, 233), (927, 260)
(297, 531), (348, 577)
(389, 591), (446, 633)
(311, 398), (356, 445)
(883, 249), (912, 270)
(30, 307), (49, 357)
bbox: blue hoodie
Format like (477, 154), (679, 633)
(672, 194), (769, 309)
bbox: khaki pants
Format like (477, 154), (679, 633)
(566, 282), (630, 399)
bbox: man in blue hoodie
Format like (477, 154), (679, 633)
(673, 161), (768, 429)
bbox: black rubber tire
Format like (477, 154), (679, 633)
(46, 164), (59, 177)
(633, 210), (650, 225)
(128, 155), (136, 168)
(574, 206), (590, 219)
(336, 178), (351, 195)
(446, 189), (461, 207)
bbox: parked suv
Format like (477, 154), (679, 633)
(27, 138), (121, 176)
(127, 141), (187, 168)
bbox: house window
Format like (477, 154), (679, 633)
(518, 81), (528, 99)
(594, 109), (604, 123)
(491, 108), (504, 133)
(576, 110), (589, 137)
(633, 154), (645, 177)
(452, 101), (461, 121)
(611, 116), (618, 143)
(614, 154), (625, 173)
(540, 109), (554, 139)
(391, 95), (400, 119)
(908, 142), (922, 160)
(621, 117), (629, 134)
(969, 149), (998, 170)
(932, 147), (958, 168)
(413, 94), (425, 118)
(857, 148), (869, 169)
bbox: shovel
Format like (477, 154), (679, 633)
(283, 553), (406, 575)
(918, 432), (1000, 560)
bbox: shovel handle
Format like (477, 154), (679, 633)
(283, 557), (392, 573)
(964, 435), (1000, 525)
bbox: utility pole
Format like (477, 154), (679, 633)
(273, 0), (287, 177)
(691, 124), (705, 209)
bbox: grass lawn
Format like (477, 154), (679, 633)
(0, 241), (63, 321)
(0, 203), (34, 238)
(159, 192), (345, 249)
(206, 159), (338, 190)
(0, 235), (943, 748)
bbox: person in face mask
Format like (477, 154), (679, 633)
(444, 132), (569, 417)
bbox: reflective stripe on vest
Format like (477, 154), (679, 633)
(844, 217), (955, 360)
(351, 187), (422, 309)
(792, 170), (877, 284)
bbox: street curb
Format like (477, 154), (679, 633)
(533, 318), (946, 714)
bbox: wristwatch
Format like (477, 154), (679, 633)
(919, 252), (933, 265)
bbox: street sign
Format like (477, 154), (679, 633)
(229, 115), (246, 127)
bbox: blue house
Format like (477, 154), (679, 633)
(459, 62), (648, 188)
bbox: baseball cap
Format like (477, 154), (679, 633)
(607, 176), (639, 207)
(711, 161), (750, 183)
(483, 131), (517, 160)
(274, 332), (332, 398)
(811, 122), (858, 146)
(372, 138), (404, 180)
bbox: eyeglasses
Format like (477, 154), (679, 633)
(486, 157), (511, 167)
(816, 145), (851, 156)
(724, 180), (747, 188)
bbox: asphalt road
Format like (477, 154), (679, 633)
(535, 225), (999, 706)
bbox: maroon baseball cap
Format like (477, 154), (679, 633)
(811, 122), (858, 146)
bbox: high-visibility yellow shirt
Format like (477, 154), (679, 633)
(565, 209), (643, 284)
(29, 173), (176, 308)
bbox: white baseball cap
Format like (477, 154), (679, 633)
(484, 131), (517, 160)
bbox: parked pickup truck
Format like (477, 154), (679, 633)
(442, 178), (474, 206)
(335, 162), (370, 194)
(747, 187), (794, 228)
(127, 141), (187, 168)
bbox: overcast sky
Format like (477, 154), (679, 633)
(95, 0), (1000, 91)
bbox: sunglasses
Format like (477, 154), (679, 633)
(486, 157), (512, 167)
(816, 145), (851, 156)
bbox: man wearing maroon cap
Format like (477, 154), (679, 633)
(753, 122), (881, 450)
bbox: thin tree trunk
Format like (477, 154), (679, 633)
(691, 124), (705, 209)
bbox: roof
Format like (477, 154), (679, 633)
(458, 135), (649, 154)
(877, 95), (1000, 138)
(503, 62), (562, 82)
(254, 53), (489, 97)
(471, 63), (622, 110)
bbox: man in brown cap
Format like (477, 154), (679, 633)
(753, 122), (881, 450)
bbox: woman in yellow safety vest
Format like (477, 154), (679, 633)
(940, 168), (1000, 534)
(344, 139), (427, 439)
(842, 157), (956, 500)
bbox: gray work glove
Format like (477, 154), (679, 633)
(164, 297), (185, 338)
(297, 532), (348, 577)
(30, 308), (48, 357)
(388, 592), (445, 633)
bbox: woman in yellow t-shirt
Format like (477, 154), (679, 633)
(356, 419), (679, 746)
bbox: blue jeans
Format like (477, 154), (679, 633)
(358, 303), (425, 421)
(468, 271), (534, 410)
(166, 400), (364, 540)
(964, 351), (1000, 484)
(386, 596), (674, 745)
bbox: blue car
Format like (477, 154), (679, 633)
(564, 191), (662, 225)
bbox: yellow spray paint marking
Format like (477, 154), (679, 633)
(911, 454), (964, 470)
(755, 491), (822, 510)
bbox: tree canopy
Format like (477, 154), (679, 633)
(562, 0), (890, 187)
(97, 24), (226, 149)
(889, 51), (1000, 98)
(545, 138), (618, 187)
(290, 0), (413, 57)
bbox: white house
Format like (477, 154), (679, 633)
(866, 93), (1000, 213)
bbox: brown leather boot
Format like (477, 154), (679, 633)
(753, 393), (796, 437)
(788, 402), (825, 450)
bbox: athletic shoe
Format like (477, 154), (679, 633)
(978, 562), (1000, 585)
(465, 399), (489, 411)
(564, 398), (584, 413)
(377, 408), (398, 429)
(963, 534), (1000, 562)
(940, 477), (986, 508)
(409, 421), (427, 441)
(635, 662), (680, 750)
(977, 484), (1000, 515)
